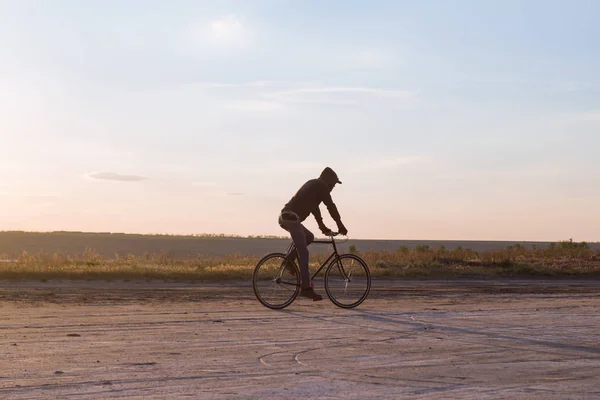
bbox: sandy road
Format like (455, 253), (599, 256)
(0, 279), (599, 399)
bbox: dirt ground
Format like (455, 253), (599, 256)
(1, 279), (599, 399)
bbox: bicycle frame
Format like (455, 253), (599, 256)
(283, 236), (344, 282)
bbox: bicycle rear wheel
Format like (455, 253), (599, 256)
(324, 254), (371, 308)
(252, 253), (300, 309)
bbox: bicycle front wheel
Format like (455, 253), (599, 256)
(252, 253), (300, 310)
(324, 254), (371, 308)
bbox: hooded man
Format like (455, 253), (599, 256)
(278, 167), (348, 301)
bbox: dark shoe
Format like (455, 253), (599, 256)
(299, 288), (323, 301)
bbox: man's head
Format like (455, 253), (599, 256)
(319, 167), (342, 190)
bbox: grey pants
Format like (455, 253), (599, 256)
(278, 212), (315, 289)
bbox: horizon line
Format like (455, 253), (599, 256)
(0, 230), (596, 244)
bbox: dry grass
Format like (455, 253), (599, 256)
(357, 241), (600, 278)
(0, 249), (257, 282)
(1, 239), (599, 281)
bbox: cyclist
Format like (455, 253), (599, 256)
(278, 167), (348, 301)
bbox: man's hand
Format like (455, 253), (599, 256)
(337, 222), (348, 236)
(319, 225), (333, 236)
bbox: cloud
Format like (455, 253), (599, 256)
(271, 87), (414, 98)
(224, 100), (284, 112)
(88, 172), (148, 182)
(186, 15), (250, 50)
(210, 15), (245, 43)
(192, 181), (218, 187)
(195, 81), (414, 99)
(559, 82), (593, 92)
(198, 81), (273, 89)
(279, 162), (323, 170)
(363, 156), (426, 170)
(352, 49), (392, 68)
(578, 112), (600, 122)
(181, 81), (418, 110)
(0, 192), (58, 207)
(550, 111), (600, 126)
(264, 86), (417, 106)
(0, 192), (58, 200)
(209, 191), (245, 197)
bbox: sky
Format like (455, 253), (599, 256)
(1, 0), (599, 241)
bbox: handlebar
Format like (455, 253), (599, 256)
(313, 231), (349, 244)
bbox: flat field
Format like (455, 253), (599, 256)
(1, 279), (599, 399)
(3, 231), (599, 258)
(2, 232), (600, 281)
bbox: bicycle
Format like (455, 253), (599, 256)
(252, 232), (371, 309)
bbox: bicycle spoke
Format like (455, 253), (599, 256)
(339, 260), (354, 294)
(252, 253), (300, 309)
(325, 254), (370, 308)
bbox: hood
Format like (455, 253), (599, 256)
(319, 167), (342, 186)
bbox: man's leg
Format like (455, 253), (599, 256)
(287, 225), (314, 280)
(297, 224), (315, 285)
(283, 221), (311, 289)
(278, 216), (322, 301)
(302, 225), (315, 246)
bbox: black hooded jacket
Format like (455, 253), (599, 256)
(281, 167), (343, 226)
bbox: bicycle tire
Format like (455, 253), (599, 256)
(324, 254), (371, 309)
(252, 252), (300, 309)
